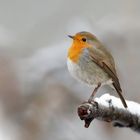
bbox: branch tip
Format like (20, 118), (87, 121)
(77, 95), (140, 132)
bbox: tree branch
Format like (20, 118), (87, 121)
(77, 94), (140, 133)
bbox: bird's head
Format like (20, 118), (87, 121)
(68, 31), (98, 47)
(68, 31), (98, 62)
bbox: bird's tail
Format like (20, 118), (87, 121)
(113, 82), (127, 108)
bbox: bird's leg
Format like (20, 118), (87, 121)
(88, 83), (101, 103)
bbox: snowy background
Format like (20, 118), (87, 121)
(0, 0), (140, 140)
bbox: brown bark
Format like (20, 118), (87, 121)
(77, 99), (140, 133)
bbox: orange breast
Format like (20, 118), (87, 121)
(68, 41), (90, 63)
(68, 43), (82, 62)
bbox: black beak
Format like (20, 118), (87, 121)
(68, 35), (74, 39)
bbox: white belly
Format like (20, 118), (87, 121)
(67, 58), (112, 86)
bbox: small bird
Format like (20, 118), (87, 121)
(67, 31), (127, 108)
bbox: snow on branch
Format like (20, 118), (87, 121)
(77, 94), (140, 133)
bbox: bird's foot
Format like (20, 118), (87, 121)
(88, 83), (101, 103)
(88, 96), (94, 103)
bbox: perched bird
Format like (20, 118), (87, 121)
(67, 31), (127, 108)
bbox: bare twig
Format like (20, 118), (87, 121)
(77, 94), (140, 133)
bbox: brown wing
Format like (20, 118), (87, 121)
(88, 47), (118, 80)
(88, 47), (127, 108)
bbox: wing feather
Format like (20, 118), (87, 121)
(88, 47), (127, 108)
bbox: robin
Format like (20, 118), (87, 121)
(67, 31), (127, 108)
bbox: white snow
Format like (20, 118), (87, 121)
(95, 94), (140, 116)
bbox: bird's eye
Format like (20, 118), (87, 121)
(82, 38), (86, 42)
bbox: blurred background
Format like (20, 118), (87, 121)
(0, 0), (140, 140)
